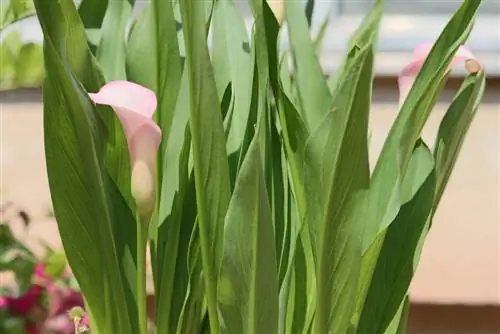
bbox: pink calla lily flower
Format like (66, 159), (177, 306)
(398, 42), (482, 105)
(88, 80), (162, 174)
(89, 81), (161, 215)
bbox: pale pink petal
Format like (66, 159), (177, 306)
(398, 43), (482, 105)
(88, 80), (157, 119)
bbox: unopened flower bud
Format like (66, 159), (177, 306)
(131, 160), (155, 218)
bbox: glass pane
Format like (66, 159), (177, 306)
(340, 0), (500, 15)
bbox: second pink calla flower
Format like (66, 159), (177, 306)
(89, 80), (161, 216)
(398, 42), (482, 106)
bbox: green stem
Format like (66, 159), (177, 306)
(137, 215), (149, 334)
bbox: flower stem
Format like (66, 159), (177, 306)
(137, 215), (149, 334)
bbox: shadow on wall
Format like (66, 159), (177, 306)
(407, 304), (500, 334)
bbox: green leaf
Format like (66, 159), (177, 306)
(211, 0), (253, 155)
(155, 70), (193, 333)
(357, 141), (436, 334)
(126, 0), (182, 170)
(34, 0), (131, 206)
(364, 0), (482, 251)
(176, 222), (205, 334)
(96, 0), (133, 80)
(33, 0), (138, 332)
(285, 0), (331, 131)
(219, 130), (279, 334)
(384, 296), (410, 334)
(305, 44), (373, 334)
(78, 0), (109, 30)
(1, 0), (35, 30)
(433, 71), (486, 210)
(179, 0), (231, 331)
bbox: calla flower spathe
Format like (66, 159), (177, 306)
(398, 43), (482, 105)
(89, 80), (161, 216)
(267, 0), (284, 25)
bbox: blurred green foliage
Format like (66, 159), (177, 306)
(1, 0), (43, 91)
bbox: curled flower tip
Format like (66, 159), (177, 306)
(398, 42), (482, 106)
(0, 296), (8, 308)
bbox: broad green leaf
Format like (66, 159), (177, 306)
(285, 0), (331, 131)
(354, 4), (483, 322)
(155, 70), (192, 332)
(305, 0), (314, 27)
(78, 0), (109, 30)
(287, 226), (316, 334)
(365, 71), (486, 334)
(219, 130), (279, 334)
(357, 141), (436, 334)
(179, 0), (231, 331)
(305, 45), (373, 334)
(96, 0), (133, 80)
(34, 0), (131, 206)
(176, 221), (205, 334)
(384, 296), (410, 334)
(433, 71), (486, 210)
(211, 0), (253, 155)
(364, 0), (482, 248)
(126, 0), (182, 178)
(157, 176), (199, 334)
(34, 0), (138, 332)
(40, 54), (135, 333)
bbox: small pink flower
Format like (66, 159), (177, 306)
(44, 314), (75, 334)
(398, 42), (481, 105)
(81, 313), (89, 327)
(46, 284), (84, 317)
(7, 285), (43, 315)
(34, 263), (48, 279)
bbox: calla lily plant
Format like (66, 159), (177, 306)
(28, 0), (486, 333)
